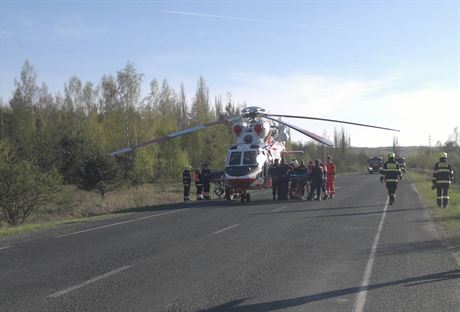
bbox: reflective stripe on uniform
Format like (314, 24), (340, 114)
(435, 169), (451, 173)
(436, 180), (451, 184)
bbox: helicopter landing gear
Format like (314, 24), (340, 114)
(240, 192), (251, 203)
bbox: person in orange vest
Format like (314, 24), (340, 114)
(194, 168), (203, 200)
(325, 155), (336, 199)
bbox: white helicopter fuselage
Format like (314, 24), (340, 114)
(223, 119), (287, 191)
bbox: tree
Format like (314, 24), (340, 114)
(9, 61), (39, 159)
(0, 140), (61, 225)
(77, 151), (120, 198)
(117, 62), (142, 147)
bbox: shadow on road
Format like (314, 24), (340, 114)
(197, 269), (460, 312)
(250, 203), (385, 216)
(370, 238), (458, 256)
(301, 207), (421, 219)
(112, 196), (292, 214)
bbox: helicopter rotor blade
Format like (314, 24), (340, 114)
(263, 115), (334, 146)
(110, 117), (238, 156)
(265, 113), (400, 132)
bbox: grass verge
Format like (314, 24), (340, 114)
(0, 182), (183, 238)
(407, 171), (460, 263)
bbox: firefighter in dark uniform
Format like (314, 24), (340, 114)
(278, 158), (291, 200)
(269, 159), (281, 200)
(182, 166), (192, 201)
(298, 160), (308, 197)
(432, 152), (454, 208)
(194, 168), (203, 200)
(309, 159), (324, 200)
(201, 163), (212, 200)
(380, 152), (402, 205)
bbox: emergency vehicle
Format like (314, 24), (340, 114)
(368, 156), (384, 174)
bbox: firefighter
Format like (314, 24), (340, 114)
(297, 160), (308, 197)
(278, 158), (291, 200)
(194, 168), (203, 200)
(201, 163), (212, 200)
(182, 166), (192, 201)
(269, 158), (281, 200)
(432, 152), (454, 208)
(309, 159), (324, 200)
(325, 155), (336, 199)
(380, 152), (402, 205)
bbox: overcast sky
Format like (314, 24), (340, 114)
(1, 0), (459, 147)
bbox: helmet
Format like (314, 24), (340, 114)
(440, 152), (447, 158)
(388, 152), (395, 159)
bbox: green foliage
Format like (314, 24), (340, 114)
(0, 140), (62, 225)
(77, 150), (121, 197)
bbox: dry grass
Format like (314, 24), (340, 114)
(408, 171), (460, 263)
(0, 182), (184, 236)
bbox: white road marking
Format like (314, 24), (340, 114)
(48, 265), (132, 298)
(272, 206), (287, 212)
(0, 246), (11, 250)
(56, 209), (188, 238)
(212, 224), (239, 235)
(353, 198), (389, 312)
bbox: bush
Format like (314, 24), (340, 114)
(0, 140), (62, 225)
(77, 151), (120, 197)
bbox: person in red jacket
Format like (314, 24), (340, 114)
(194, 168), (203, 200)
(325, 155), (336, 199)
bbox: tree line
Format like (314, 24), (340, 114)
(4, 60), (448, 225)
(0, 61), (241, 224)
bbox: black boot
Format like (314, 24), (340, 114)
(443, 198), (448, 208)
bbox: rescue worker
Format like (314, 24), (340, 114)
(182, 166), (192, 201)
(325, 155), (336, 199)
(269, 159), (281, 200)
(194, 168), (203, 200)
(432, 152), (454, 208)
(201, 163), (212, 200)
(298, 161), (308, 197)
(320, 161), (328, 200)
(309, 159), (324, 200)
(307, 160), (314, 175)
(279, 158), (291, 200)
(380, 152), (402, 205)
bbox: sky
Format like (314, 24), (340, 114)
(0, 0), (459, 147)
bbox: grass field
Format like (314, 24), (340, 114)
(407, 171), (460, 262)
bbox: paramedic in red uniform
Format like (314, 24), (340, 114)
(325, 155), (336, 199)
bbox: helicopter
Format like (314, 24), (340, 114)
(111, 106), (399, 202)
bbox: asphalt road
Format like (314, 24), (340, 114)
(1, 174), (459, 312)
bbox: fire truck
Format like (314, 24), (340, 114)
(368, 156), (384, 174)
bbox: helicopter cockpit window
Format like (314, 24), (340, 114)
(229, 151), (242, 165)
(243, 151), (257, 165)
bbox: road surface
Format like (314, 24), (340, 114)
(1, 174), (459, 311)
